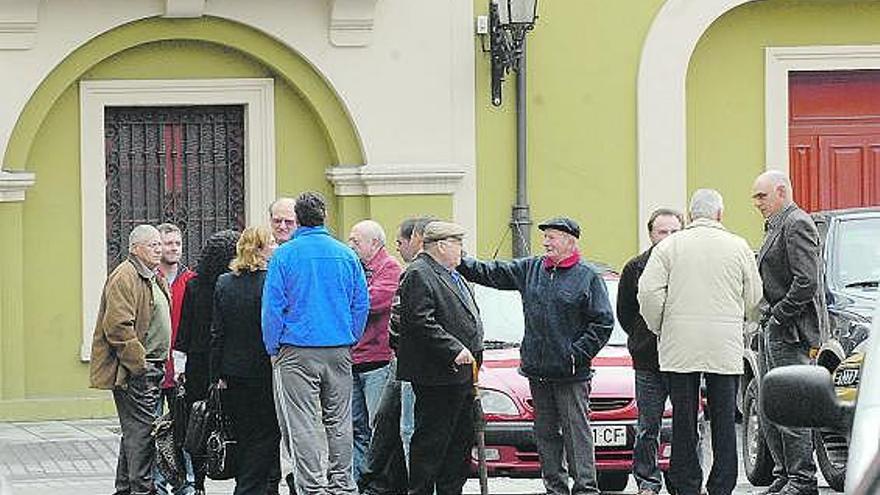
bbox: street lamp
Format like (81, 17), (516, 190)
(487, 0), (538, 106)
(481, 0), (539, 257)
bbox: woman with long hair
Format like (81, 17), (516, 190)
(210, 226), (281, 494)
(175, 229), (240, 494)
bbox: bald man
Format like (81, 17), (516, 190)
(751, 170), (828, 495)
(347, 220), (403, 483)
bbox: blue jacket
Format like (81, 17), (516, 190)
(262, 226), (369, 355)
(458, 255), (614, 382)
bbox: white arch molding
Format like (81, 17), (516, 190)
(637, 0), (757, 248)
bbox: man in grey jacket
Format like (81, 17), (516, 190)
(751, 171), (828, 495)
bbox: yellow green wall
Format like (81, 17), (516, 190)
(0, 17), (376, 419)
(688, 0), (880, 247)
(475, 0), (665, 267)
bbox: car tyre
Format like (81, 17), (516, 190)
(597, 472), (629, 492)
(742, 377), (774, 486)
(815, 429), (847, 492)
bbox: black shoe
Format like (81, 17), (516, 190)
(758, 478), (788, 495)
(777, 484), (819, 495)
(285, 473), (296, 495)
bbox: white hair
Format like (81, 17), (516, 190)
(758, 170), (793, 199)
(128, 224), (160, 251)
(689, 189), (724, 220)
(354, 219), (386, 246)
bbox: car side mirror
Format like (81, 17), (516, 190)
(761, 365), (854, 431)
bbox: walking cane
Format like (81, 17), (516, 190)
(472, 361), (489, 495)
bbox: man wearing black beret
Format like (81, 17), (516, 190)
(457, 216), (614, 495)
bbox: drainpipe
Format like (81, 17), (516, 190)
(511, 38), (532, 258)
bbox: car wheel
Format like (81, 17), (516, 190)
(742, 377), (774, 486)
(597, 472), (629, 492)
(815, 429), (847, 492)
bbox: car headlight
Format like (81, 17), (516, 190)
(478, 388), (520, 416)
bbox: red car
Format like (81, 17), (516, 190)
(470, 273), (673, 492)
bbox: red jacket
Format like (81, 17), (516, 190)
(352, 248), (402, 366)
(161, 266), (196, 388)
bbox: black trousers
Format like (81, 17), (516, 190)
(409, 383), (474, 495)
(184, 352), (211, 490)
(223, 375), (282, 495)
(667, 372), (738, 495)
(113, 363), (165, 495)
(359, 360), (408, 495)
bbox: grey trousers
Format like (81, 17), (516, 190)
(275, 345), (357, 495)
(529, 379), (600, 495)
(633, 369), (668, 492)
(758, 330), (818, 490)
(113, 363), (164, 495)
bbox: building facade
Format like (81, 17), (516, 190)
(1, 0), (879, 419)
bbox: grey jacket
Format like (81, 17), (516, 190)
(757, 203), (829, 347)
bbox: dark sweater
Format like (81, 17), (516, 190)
(210, 270), (272, 382)
(458, 256), (614, 382)
(617, 248), (660, 371)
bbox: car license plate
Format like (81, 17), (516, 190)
(592, 425), (627, 447)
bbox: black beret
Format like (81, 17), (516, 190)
(537, 217), (580, 239)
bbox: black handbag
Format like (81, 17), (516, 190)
(153, 412), (186, 489)
(205, 387), (238, 480)
(184, 385), (220, 455)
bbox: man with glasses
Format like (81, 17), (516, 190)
(270, 197), (298, 244)
(90, 225), (172, 495)
(397, 221), (483, 495)
(267, 196), (299, 494)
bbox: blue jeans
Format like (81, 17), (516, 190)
(400, 380), (415, 462)
(633, 369), (668, 493)
(352, 363), (392, 483)
(153, 388), (195, 495)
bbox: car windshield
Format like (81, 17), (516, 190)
(474, 279), (628, 347)
(834, 217), (880, 289)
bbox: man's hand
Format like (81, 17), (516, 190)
(454, 348), (474, 365)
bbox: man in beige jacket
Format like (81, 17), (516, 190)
(638, 189), (762, 495)
(90, 224), (171, 495)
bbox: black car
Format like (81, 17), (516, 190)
(741, 207), (880, 489)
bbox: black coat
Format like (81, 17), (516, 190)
(210, 270), (272, 382)
(175, 277), (213, 355)
(617, 247), (660, 371)
(396, 253), (483, 386)
(458, 255), (614, 382)
(757, 203), (829, 347)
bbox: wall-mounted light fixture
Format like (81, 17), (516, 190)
(480, 0), (539, 107)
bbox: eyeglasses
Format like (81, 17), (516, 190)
(271, 217), (296, 227)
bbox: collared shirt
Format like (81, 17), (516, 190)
(765, 202), (797, 234)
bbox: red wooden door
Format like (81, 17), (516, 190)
(789, 70), (880, 211)
(818, 135), (880, 209)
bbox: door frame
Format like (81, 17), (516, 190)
(79, 78), (275, 361)
(765, 45), (880, 177)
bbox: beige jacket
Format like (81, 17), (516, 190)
(89, 256), (170, 390)
(637, 218), (762, 374)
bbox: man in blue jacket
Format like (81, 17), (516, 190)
(262, 191), (370, 495)
(457, 217), (614, 495)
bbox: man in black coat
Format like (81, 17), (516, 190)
(751, 170), (829, 495)
(617, 208), (682, 495)
(457, 217), (614, 495)
(397, 221), (483, 495)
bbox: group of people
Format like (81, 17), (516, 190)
(620, 170), (826, 495)
(89, 168), (826, 495)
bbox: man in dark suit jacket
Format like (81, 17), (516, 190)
(752, 170), (829, 495)
(397, 221), (483, 495)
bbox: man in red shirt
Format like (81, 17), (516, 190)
(348, 220), (403, 483)
(154, 223), (195, 495)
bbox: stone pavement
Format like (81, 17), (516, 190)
(0, 418), (834, 495)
